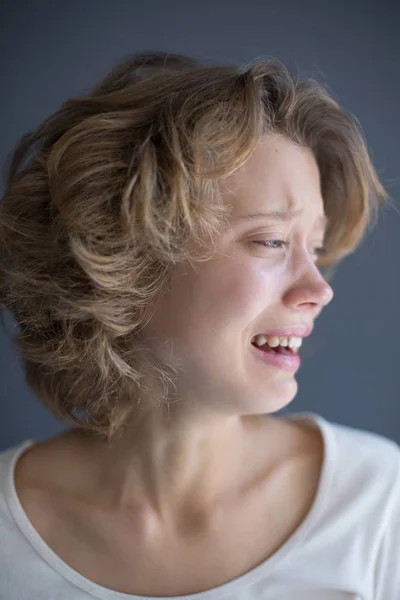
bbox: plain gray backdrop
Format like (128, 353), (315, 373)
(0, 0), (399, 451)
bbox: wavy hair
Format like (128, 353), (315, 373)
(0, 51), (388, 441)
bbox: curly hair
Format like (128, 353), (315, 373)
(0, 50), (388, 442)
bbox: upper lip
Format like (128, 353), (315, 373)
(252, 325), (313, 339)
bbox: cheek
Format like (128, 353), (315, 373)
(193, 261), (279, 328)
(215, 263), (278, 317)
(146, 259), (280, 361)
(178, 264), (280, 370)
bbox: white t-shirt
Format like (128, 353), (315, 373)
(0, 412), (399, 600)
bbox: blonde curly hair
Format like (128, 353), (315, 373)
(0, 51), (388, 442)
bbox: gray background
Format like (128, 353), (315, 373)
(0, 0), (399, 451)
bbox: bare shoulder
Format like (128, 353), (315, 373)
(15, 430), (85, 491)
(14, 430), (92, 538)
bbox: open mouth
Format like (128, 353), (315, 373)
(251, 334), (302, 356)
(251, 341), (296, 356)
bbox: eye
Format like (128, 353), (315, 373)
(252, 240), (326, 257)
(252, 240), (288, 249)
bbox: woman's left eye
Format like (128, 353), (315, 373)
(252, 240), (288, 249)
(252, 240), (325, 256)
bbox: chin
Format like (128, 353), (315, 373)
(247, 378), (298, 414)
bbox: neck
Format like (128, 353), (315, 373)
(72, 408), (280, 529)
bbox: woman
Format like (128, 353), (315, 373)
(0, 51), (398, 599)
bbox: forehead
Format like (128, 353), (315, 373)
(220, 134), (324, 220)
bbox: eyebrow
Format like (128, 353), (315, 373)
(234, 209), (329, 231)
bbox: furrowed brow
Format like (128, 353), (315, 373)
(234, 209), (303, 223)
(234, 209), (328, 233)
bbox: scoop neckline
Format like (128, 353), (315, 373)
(4, 411), (333, 600)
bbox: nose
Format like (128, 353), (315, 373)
(283, 261), (334, 314)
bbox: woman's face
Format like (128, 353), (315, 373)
(143, 134), (334, 416)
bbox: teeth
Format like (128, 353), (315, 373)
(252, 334), (303, 352)
(265, 335), (279, 347)
(288, 337), (301, 349)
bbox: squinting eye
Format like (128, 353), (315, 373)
(252, 240), (288, 249)
(252, 240), (326, 257)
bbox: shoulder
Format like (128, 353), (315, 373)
(289, 412), (400, 488)
(320, 416), (400, 533)
(0, 432), (84, 523)
(293, 415), (400, 596)
(0, 440), (35, 490)
(325, 416), (400, 479)
(0, 440), (35, 536)
(325, 424), (400, 597)
(0, 432), (96, 561)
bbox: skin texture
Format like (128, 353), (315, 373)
(14, 133), (334, 595)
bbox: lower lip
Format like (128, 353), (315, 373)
(251, 343), (301, 372)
